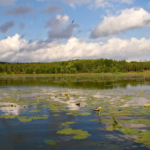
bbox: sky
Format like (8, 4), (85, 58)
(0, 0), (150, 62)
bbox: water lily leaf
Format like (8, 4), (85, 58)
(120, 128), (139, 135)
(29, 110), (41, 113)
(44, 140), (57, 145)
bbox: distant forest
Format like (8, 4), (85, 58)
(0, 59), (150, 74)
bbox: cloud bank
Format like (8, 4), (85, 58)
(0, 34), (150, 62)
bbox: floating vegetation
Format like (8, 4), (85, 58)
(44, 140), (57, 145)
(120, 128), (139, 135)
(135, 131), (150, 148)
(62, 122), (75, 126)
(29, 110), (41, 113)
(53, 114), (60, 116)
(18, 117), (32, 122)
(105, 124), (122, 131)
(0, 114), (18, 119)
(66, 113), (73, 115)
(79, 113), (91, 116)
(57, 128), (91, 139)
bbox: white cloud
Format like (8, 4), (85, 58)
(90, 8), (150, 38)
(1, 34), (150, 62)
(70, 3), (76, 9)
(0, 0), (16, 5)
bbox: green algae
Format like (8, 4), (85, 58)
(120, 128), (139, 135)
(44, 140), (57, 145)
(29, 110), (41, 113)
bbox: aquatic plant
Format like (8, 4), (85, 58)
(79, 113), (91, 116)
(112, 115), (118, 124)
(144, 104), (150, 107)
(57, 128), (91, 139)
(120, 128), (139, 135)
(53, 114), (60, 116)
(44, 140), (57, 145)
(61, 122), (75, 126)
(29, 110), (41, 113)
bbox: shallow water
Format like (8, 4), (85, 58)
(0, 75), (150, 150)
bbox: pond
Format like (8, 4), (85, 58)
(0, 74), (150, 150)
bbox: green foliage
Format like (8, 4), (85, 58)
(1, 59), (150, 74)
(35, 68), (40, 74)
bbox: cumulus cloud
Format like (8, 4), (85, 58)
(90, 8), (150, 39)
(45, 14), (79, 40)
(19, 22), (25, 30)
(0, 20), (14, 33)
(1, 34), (150, 62)
(5, 5), (33, 17)
(0, 0), (16, 6)
(45, 14), (69, 28)
(42, 4), (63, 14)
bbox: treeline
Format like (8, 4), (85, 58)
(0, 59), (150, 74)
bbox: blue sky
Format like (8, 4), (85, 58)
(0, 0), (150, 62)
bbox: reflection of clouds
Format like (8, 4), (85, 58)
(122, 97), (150, 107)
(124, 123), (150, 132)
(105, 134), (138, 142)
(0, 102), (22, 115)
(53, 96), (87, 110)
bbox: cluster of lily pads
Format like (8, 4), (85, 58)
(0, 87), (150, 148)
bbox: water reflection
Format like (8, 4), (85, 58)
(122, 97), (150, 107)
(0, 102), (21, 115)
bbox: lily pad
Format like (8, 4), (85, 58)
(44, 140), (57, 145)
(79, 113), (91, 116)
(29, 110), (41, 113)
(120, 128), (139, 135)
(53, 114), (60, 116)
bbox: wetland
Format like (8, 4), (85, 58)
(0, 74), (150, 150)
